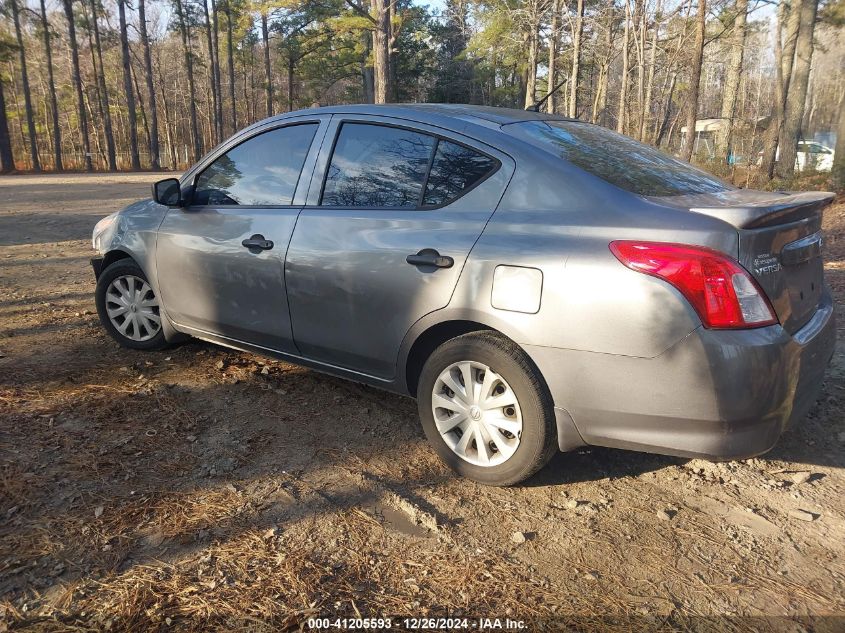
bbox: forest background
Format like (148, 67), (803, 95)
(0, 0), (843, 185)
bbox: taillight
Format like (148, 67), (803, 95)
(609, 241), (778, 329)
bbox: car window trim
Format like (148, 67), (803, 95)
(417, 137), (440, 208)
(186, 120), (322, 209)
(315, 120), (502, 212)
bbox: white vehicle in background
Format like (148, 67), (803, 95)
(794, 141), (835, 172)
(758, 141), (836, 172)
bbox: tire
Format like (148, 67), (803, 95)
(417, 331), (557, 486)
(95, 259), (168, 351)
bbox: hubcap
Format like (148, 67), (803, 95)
(431, 361), (522, 467)
(105, 275), (161, 342)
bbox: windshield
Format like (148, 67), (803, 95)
(506, 120), (733, 197)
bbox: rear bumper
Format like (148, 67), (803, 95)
(525, 288), (836, 459)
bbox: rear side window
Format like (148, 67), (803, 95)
(321, 123), (499, 209)
(506, 120), (731, 196)
(193, 123), (318, 206)
(321, 123), (435, 208)
(423, 140), (499, 207)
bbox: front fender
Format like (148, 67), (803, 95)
(96, 199), (166, 288)
(94, 199), (184, 342)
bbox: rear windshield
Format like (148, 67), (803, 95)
(506, 120), (732, 197)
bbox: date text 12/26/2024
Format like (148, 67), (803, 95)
(307, 617), (528, 630)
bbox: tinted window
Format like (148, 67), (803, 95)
(507, 120), (731, 196)
(322, 123), (435, 208)
(423, 141), (498, 206)
(193, 123), (317, 206)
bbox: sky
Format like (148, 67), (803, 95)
(413, 0), (449, 15)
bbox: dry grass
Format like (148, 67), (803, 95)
(6, 515), (657, 632)
(2, 174), (844, 632)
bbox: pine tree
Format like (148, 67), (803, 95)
(63, 0), (93, 171)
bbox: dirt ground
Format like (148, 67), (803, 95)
(0, 173), (844, 632)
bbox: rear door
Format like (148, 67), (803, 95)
(156, 119), (326, 352)
(284, 116), (514, 378)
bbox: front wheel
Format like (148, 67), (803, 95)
(95, 259), (168, 351)
(417, 332), (557, 486)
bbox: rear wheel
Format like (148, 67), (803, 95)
(417, 332), (557, 486)
(95, 259), (168, 351)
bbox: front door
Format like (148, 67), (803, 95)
(156, 121), (322, 352)
(285, 117), (513, 378)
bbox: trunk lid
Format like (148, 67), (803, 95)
(650, 189), (835, 334)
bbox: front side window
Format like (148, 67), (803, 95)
(506, 120), (732, 197)
(321, 123), (435, 208)
(423, 140), (498, 207)
(193, 123), (318, 206)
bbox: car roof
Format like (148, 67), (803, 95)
(186, 104), (590, 185)
(270, 103), (580, 128)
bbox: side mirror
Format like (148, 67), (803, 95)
(152, 178), (182, 206)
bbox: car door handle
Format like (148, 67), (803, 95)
(406, 249), (454, 269)
(242, 234), (274, 251)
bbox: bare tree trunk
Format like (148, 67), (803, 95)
(777, 0), (818, 179)
(88, 0), (117, 170)
(716, 0), (748, 164)
(200, 0), (221, 144)
(633, 0), (645, 134)
(131, 63), (150, 153)
(371, 0), (390, 103)
(639, 0), (660, 141)
(680, 0), (706, 162)
(832, 90), (845, 188)
(63, 0), (92, 171)
(592, 0), (615, 124)
(225, 1), (237, 132)
(156, 62), (177, 168)
(616, 0), (631, 133)
(547, 0), (560, 113)
(654, 71), (677, 147)
(82, 5), (107, 167)
(11, 0), (41, 171)
(361, 32), (375, 104)
(82, 81), (104, 168)
(388, 0), (399, 102)
(138, 0), (160, 169)
(761, 0), (801, 178)
(7, 62), (26, 164)
(0, 78), (14, 172)
(666, 97), (684, 148)
(243, 46), (253, 120)
(288, 53), (295, 111)
(523, 5), (540, 109)
(118, 0), (140, 169)
(568, 0), (584, 118)
(210, 0), (223, 140)
(261, 11), (273, 117)
(175, 0), (202, 161)
(39, 0), (62, 170)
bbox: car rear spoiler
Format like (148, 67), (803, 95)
(648, 190), (836, 229)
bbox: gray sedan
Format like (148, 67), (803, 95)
(91, 104), (836, 486)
